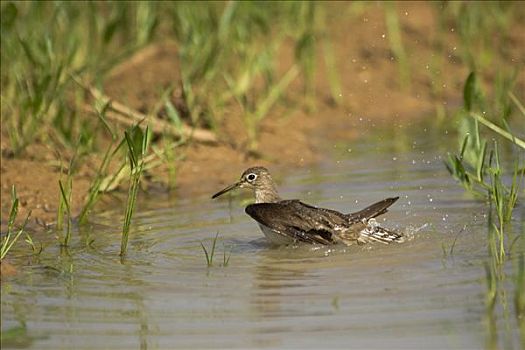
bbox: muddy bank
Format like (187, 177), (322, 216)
(1, 2), (524, 231)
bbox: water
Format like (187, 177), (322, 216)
(2, 128), (524, 349)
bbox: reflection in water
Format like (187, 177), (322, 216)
(1, 129), (524, 349)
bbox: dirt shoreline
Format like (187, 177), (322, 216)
(2, 2), (524, 232)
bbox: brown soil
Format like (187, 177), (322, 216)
(2, 3), (524, 232)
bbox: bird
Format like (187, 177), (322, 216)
(212, 166), (404, 246)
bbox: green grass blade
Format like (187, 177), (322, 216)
(469, 112), (525, 150)
(459, 134), (470, 158)
(463, 72), (476, 112)
(209, 232), (218, 266)
(58, 180), (71, 213)
(509, 92), (525, 117)
(7, 185), (19, 232)
(58, 179), (72, 246)
(200, 242), (211, 267)
(124, 131), (138, 169)
(254, 64), (299, 122)
(1, 207), (32, 261)
(476, 140), (487, 182)
(223, 243), (232, 267)
(515, 254), (525, 321)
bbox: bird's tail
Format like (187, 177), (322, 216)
(357, 219), (404, 244)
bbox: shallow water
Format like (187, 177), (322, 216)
(2, 127), (524, 349)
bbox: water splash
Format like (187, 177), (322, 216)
(403, 223), (429, 241)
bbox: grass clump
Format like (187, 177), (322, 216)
(77, 105), (123, 223)
(446, 70), (524, 348)
(200, 232), (231, 268)
(445, 72), (523, 212)
(58, 179), (73, 247)
(1, 1), (342, 204)
(1, 186), (31, 261)
(200, 232), (219, 268)
(56, 145), (80, 246)
(170, 2), (337, 154)
(446, 72), (523, 261)
(1, 2), (175, 162)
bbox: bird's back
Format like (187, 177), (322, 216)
(245, 197), (402, 245)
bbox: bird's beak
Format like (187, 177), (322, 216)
(212, 181), (242, 199)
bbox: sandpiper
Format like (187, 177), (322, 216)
(212, 166), (404, 246)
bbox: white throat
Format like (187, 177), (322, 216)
(254, 186), (281, 203)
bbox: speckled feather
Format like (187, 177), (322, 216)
(246, 197), (403, 246)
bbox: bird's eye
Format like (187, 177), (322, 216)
(246, 173), (257, 182)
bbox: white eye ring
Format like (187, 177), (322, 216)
(246, 173), (257, 182)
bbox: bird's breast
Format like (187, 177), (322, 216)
(257, 224), (295, 245)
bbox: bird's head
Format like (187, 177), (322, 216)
(212, 166), (274, 199)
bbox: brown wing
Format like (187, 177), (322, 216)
(346, 197), (399, 223)
(245, 200), (348, 245)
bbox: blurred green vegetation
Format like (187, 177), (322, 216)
(1, 1), (339, 158)
(2, 1), (523, 156)
(1, 1), (524, 223)
(439, 1), (517, 71)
